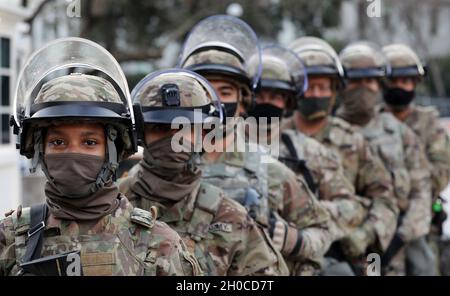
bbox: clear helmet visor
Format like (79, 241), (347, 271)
(289, 37), (344, 78)
(14, 37), (132, 127)
(339, 40), (389, 73)
(251, 45), (308, 95)
(382, 44), (425, 76)
(177, 15), (262, 90)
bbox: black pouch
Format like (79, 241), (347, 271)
(19, 250), (83, 276)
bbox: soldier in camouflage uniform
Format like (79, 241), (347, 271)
(381, 44), (450, 275)
(180, 30), (333, 275)
(1, 38), (199, 276)
(336, 41), (432, 276)
(247, 44), (368, 275)
(119, 68), (286, 276)
(284, 37), (398, 275)
(251, 49), (364, 240)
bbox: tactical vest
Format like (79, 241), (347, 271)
(165, 181), (226, 275)
(9, 201), (162, 276)
(200, 147), (270, 227)
(359, 113), (411, 211)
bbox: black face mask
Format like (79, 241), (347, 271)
(297, 96), (332, 121)
(247, 103), (284, 124)
(383, 87), (415, 107)
(223, 102), (238, 118)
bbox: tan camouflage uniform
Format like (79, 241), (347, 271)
(278, 129), (365, 241)
(198, 135), (333, 275)
(0, 189), (199, 276)
(380, 104), (450, 275)
(311, 117), (398, 254)
(119, 171), (285, 276)
(396, 105), (450, 198)
(350, 111), (432, 275)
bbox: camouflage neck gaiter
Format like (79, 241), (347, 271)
(337, 86), (378, 126)
(132, 136), (201, 203)
(44, 153), (120, 221)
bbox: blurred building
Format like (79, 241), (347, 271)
(331, 0), (450, 57)
(0, 0), (29, 214)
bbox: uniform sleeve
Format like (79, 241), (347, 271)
(0, 217), (17, 276)
(354, 136), (399, 251)
(425, 113), (450, 196)
(267, 160), (332, 261)
(398, 125), (432, 242)
(307, 145), (366, 239)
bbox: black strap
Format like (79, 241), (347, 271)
(290, 230), (304, 257)
(22, 204), (49, 263)
(279, 133), (317, 194)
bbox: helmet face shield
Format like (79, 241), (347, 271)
(289, 37), (344, 86)
(252, 45), (308, 96)
(178, 15), (262, 90)
(339, 41), (389, 79)
(13, 37), (136, 158)
(131, 68), (224, 125)
(14, 37), (133, 128)
(382, 44), (425, 78)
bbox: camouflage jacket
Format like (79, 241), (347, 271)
(278, 129), (365, 241)
(400, 105), (450, 197)
(0, 196), (199, 276)
(119, 168), (285, 276)
(351, 111), (432, 242)
(199, 143), (333, 274)
(312, 116), (398, 251)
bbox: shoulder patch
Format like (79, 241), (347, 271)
(196, 182), (223, 214)
(130, 207), (156, 229)
(209, 222), (233, 233)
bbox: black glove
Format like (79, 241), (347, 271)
(381, 233), (405, 268)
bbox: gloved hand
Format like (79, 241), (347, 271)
(269, 211), (303, 256)
(381, 233), (405, 268)
(341, 224), (376, 259)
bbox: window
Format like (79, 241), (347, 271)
(1, 76), (9, 106)
(0, 37), (11, 144)
(1, 38), (10, 69)
(1, 114), (9, 144)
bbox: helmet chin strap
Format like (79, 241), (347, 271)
(94, 125), (119, 191)
(31, 129), (44, 174)
(31, 125), (120, 197)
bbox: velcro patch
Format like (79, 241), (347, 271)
(131, 207), (156, 229)
(81, 253), (115, 276)
(209, 222), (232, 233)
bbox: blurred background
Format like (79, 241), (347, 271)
(1, 0), (450, 235)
